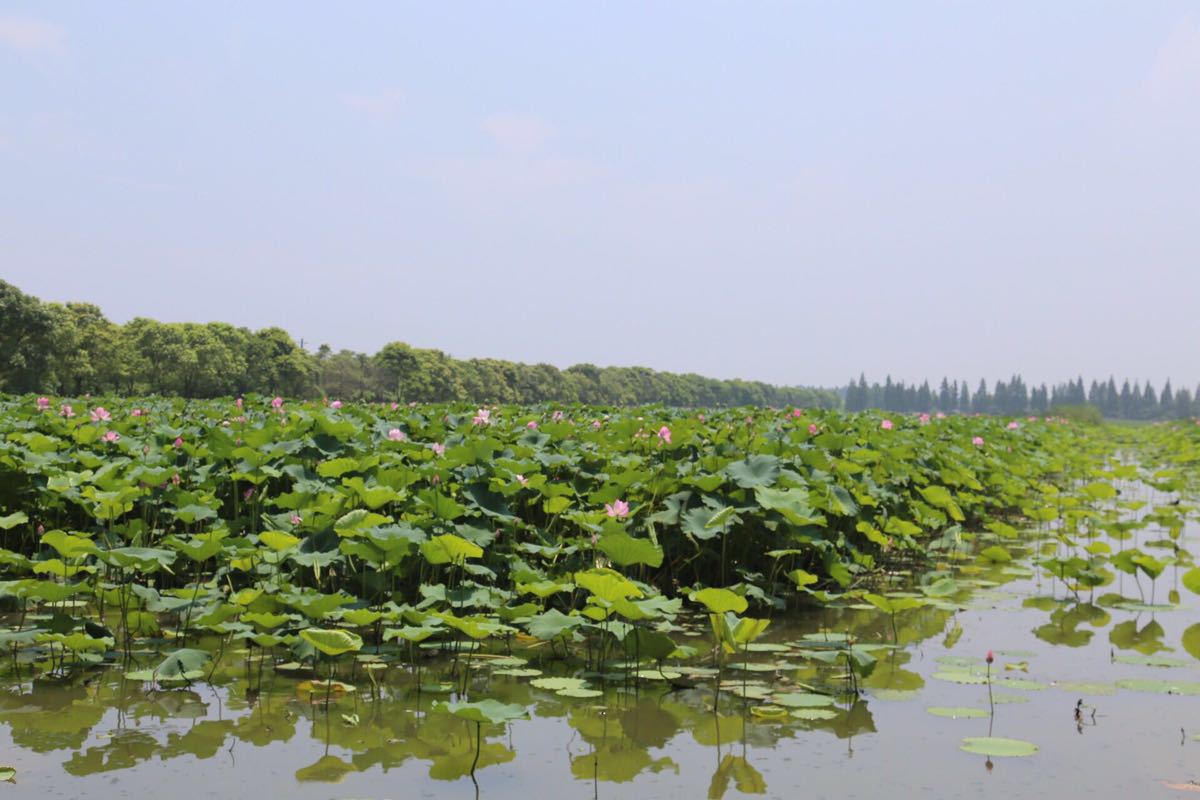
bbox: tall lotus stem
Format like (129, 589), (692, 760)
(471, 720), (482, 777)
(325, 655), (334, 748)
(985, 649), (994, 716)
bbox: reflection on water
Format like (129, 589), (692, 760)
(2, 519), (1200, 798)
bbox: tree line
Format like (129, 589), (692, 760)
(0, 280), (837, 408)
(844, 374), (1198, 420)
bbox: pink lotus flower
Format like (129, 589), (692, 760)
(791, 408), (803, 418)
(698, 413), (706, 422)
(605, 499), (630, 518)
(243, 487), (255, 500)
(391, 402), (400, 410)
(387, 428), (406, 441)
(526, 420), (538, 429)
(552, 410), (565, 422)
(35, 396), (49, 410)
(972, 436), (985, 446)
(172, 473), (181, 486)
(1007, 421), (1020, 430)
(473, 408), (491, 426)
(131, 408), (143, 417)
(290, 514), (302, 526)
(272, 396), (284, 409)
(880, 419), (893, 430)
(174, 436), (184, 448)
(236, 397), (243, 409)
(36, 524), (44, 535)
(90, 407), (111, 423)
(102, 430), (120, 443)
(919, 413), (931, 424)
(330, 400), (343, 409)
(60, 404), (74, 418)
(657, 426), (672, 445)
(431, 442), (446, 456)
(592, 420), (602, 430)
(936, 412), (946, 419)
(515, 474), (528, 486)
(808, 423), (819, 435)
(986, 650), (994, 664)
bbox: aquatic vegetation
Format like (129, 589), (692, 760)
(0, 395), (1198, 792)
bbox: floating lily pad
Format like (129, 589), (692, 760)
(932, 671), (988, 685)
(791, 708), (838, 721)
(960, 737), (1039, 757)
(727, 683), (773, 700)
(772, 692), (834, 708)
(1113, 654), (1190, 668)
(676, 666), (719, 677)
(927, 706), (991, 719)
(493, 668), (543, 678)
(1115, 679), (1200, 695)
(749, 704), (790, 720)
(996, 677), (1047, 691)
(799, 632), (853, 643)
(726, 662), (781, 672)
(1112, 602), (1175, 613)
(991, 692), (1030, 705)
(557, 687), (603, 699)
(530, 677), (589, 692)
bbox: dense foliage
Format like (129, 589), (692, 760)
(5, 393), (1186, 664)
(845, 373), (1198, 420)
(1, 394), (1199, 789)
(0, 280), (835, 408)
(1, 395), (1072, 604)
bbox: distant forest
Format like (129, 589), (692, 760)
(0, 280), (836, 408)
(844, 374), (1197, 420)
(2, 281), (1192, 418)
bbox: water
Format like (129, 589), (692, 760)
(3, 524), (1199, 798)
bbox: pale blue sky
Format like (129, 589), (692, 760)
(2, 3), (1198, 388)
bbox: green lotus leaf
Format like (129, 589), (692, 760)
(433, 699), (529, 725)
(299, 628), (364, 657)
(690, 587), (748, 614)
(596, 532), (663, 568)
(959, 737), (1038, 757)
(420, 534), (483, 564)
(926, 706), (990, 719)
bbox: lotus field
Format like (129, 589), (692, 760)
(1, 396), (1199, 794)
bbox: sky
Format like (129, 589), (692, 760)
(2, 3), (1198, 390)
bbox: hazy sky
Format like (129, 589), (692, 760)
(2, 3), (1197, 389)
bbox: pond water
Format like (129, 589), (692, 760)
(3, 513), (1199, 798)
